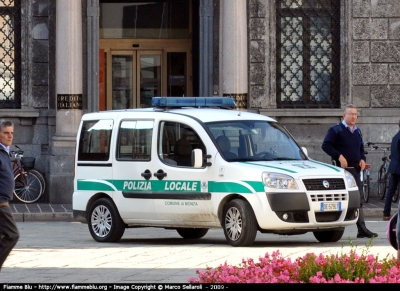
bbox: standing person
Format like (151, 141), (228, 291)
(384, 120), (400, 221)
(322, 104), (378, 238)
(397, 213), (400, 262)
(0, 120), (20, 270)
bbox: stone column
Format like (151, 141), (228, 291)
(87, 0), (99, 113)
(50, 0), (83, 203)
(221, 0), (248, 108)
(199, 0), (213, 97)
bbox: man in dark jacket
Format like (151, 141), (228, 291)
(322, 104), (377, 239)
(0, 120), (20, 270)
(384, 121), (400, 221)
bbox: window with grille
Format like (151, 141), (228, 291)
(276, 0), (340, 108)
(0, 0), (20, 109)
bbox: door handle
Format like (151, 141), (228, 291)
(154, 169), (167, 180)
(141, 169), (152, 180)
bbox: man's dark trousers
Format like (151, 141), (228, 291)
(346, 167), (377, 237)
(346, 167), (363, 201)
(0, 204), (20, 269)
(384, 173), (400, 217)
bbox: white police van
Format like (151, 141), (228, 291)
(73, 97), (360, 246)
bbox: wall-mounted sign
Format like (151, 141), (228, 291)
(57, 94), (83, 110)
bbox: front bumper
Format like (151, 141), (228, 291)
(266, 189), (360, 223)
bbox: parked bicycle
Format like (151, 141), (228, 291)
(10, 145), (46, 203)
(361, 142), (376, 203)
(376, 145), (400, 202)
(377, 146), (390, 200)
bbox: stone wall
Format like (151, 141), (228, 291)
(15, 0), (400, 202)
(248, 0), (400, 197)
(17, 0), (55, 202)
(352, 0), (400, 108)
(249, 0), (274, 109)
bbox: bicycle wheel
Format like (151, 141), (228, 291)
(14, 170), (43, 203)
(362, 170), (370, 203)
(29, 168), (46, 195)
(393, 184), (400, 203)
(377, 165), (387, 200)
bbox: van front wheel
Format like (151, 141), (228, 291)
(223, 199), (257, 247)
(88, 198), (125, 242)
(176, 228), (209, 239)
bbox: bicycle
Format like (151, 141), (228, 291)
(361, 142), (376, 203)
(375, 145), (400, 202)
(377, 146), (390, 200)
(10, 145), (46, 203)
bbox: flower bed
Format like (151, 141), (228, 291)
(189, 240), (399, 283)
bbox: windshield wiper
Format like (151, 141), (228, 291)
(245, 157), (274, 161)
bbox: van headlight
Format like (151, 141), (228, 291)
(345, 170), (357, 188)
(262, 172), (298, 189)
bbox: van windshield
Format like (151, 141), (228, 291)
(206, 120), (307, 162)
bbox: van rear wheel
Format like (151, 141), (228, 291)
(176, 228), (208, 239)
(223, 199), (257, 247)
(313, 229), (344, 243)
(88, 198), (125, 242)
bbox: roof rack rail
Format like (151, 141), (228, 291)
(152, 97), (236, 108)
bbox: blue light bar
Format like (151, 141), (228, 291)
(152, 97), (236, 108)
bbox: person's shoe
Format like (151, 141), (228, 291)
(383, 216), (392, 221)
(357, 228), (378, 238)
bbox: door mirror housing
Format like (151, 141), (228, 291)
(192, 149), (203, 168)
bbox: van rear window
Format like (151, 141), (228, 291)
(78, 120), (113, 161)
(117, 120), (153, 161)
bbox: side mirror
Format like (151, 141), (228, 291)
(301, 147), (308, 157)
(192, 149), (203, 168)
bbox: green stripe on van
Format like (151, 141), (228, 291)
(77, 179), (265, 194)
(77, 180), (115, 191)
(78, 179), (202, 192)
(242, 162), (297, 173)
(114, 180), (201, 192)
(245, 181), (265, 192)
(208, 181), (264, 193)
(309, 159), (341, 172)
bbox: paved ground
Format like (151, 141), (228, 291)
(2, 197), (398, 283)
(9, 197), (398, 222)
(0, 219), (396, 283)
(10, 202), (73, 222)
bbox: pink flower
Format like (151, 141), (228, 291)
(189, 245), (400, 283)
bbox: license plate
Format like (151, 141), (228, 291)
(320, 202), (341, 212)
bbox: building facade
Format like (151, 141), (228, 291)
(5, 0), (400, 203)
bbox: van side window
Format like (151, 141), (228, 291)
(78, 120), (113, 161)
(158, 121), (206, 167)
(117, 120), (154, 161)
